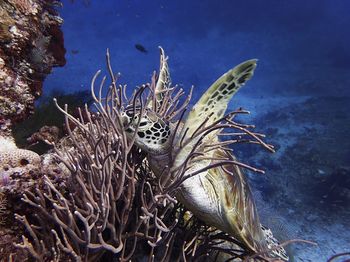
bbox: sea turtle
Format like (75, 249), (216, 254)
(121, 48), (289, 261)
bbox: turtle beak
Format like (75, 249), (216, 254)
(120, 113), (131, 129)
(121, 115), (128, 127)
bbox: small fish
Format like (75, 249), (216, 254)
(135, 44), (148, 53)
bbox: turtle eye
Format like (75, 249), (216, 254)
(139, 121), (148, 127)
(125, 110), (134, 117)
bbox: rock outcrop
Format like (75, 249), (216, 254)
(0, 0), (66, 138)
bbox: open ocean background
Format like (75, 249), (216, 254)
(44, 1), (350, 261)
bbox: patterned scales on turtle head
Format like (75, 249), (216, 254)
(122, 48), (289, 261)
(121, 47), (174, 155)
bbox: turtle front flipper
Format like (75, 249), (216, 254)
(183, 59), (257, 138)
(149, 47), (171, 110)
(173, 59), (257, 169)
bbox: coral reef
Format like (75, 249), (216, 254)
(0, 129), (55, 259)
(0, 50), (297, 261)
(0, 0), (66, 137)
(0, 132), (68, 259)
(12, 90), (93, 155)
(0, 139), (40, 170)
(26, 125), (60, 146)
(0, 136), (41, 196)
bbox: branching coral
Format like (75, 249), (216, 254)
(14, 52), (186, 261)
(12, 50), (297, 261)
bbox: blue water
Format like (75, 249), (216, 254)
(47, 0), (350, 98)
(45, 0), (350, 260)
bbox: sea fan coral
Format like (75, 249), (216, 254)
(12, 50), (289, 261)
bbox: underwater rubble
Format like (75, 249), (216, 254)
(247, 96), (350, 213)
(237, 96), (350, 261)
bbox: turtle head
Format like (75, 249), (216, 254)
(121, 107), (171, 154)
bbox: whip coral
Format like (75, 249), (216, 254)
(13, 50), (289, 261)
